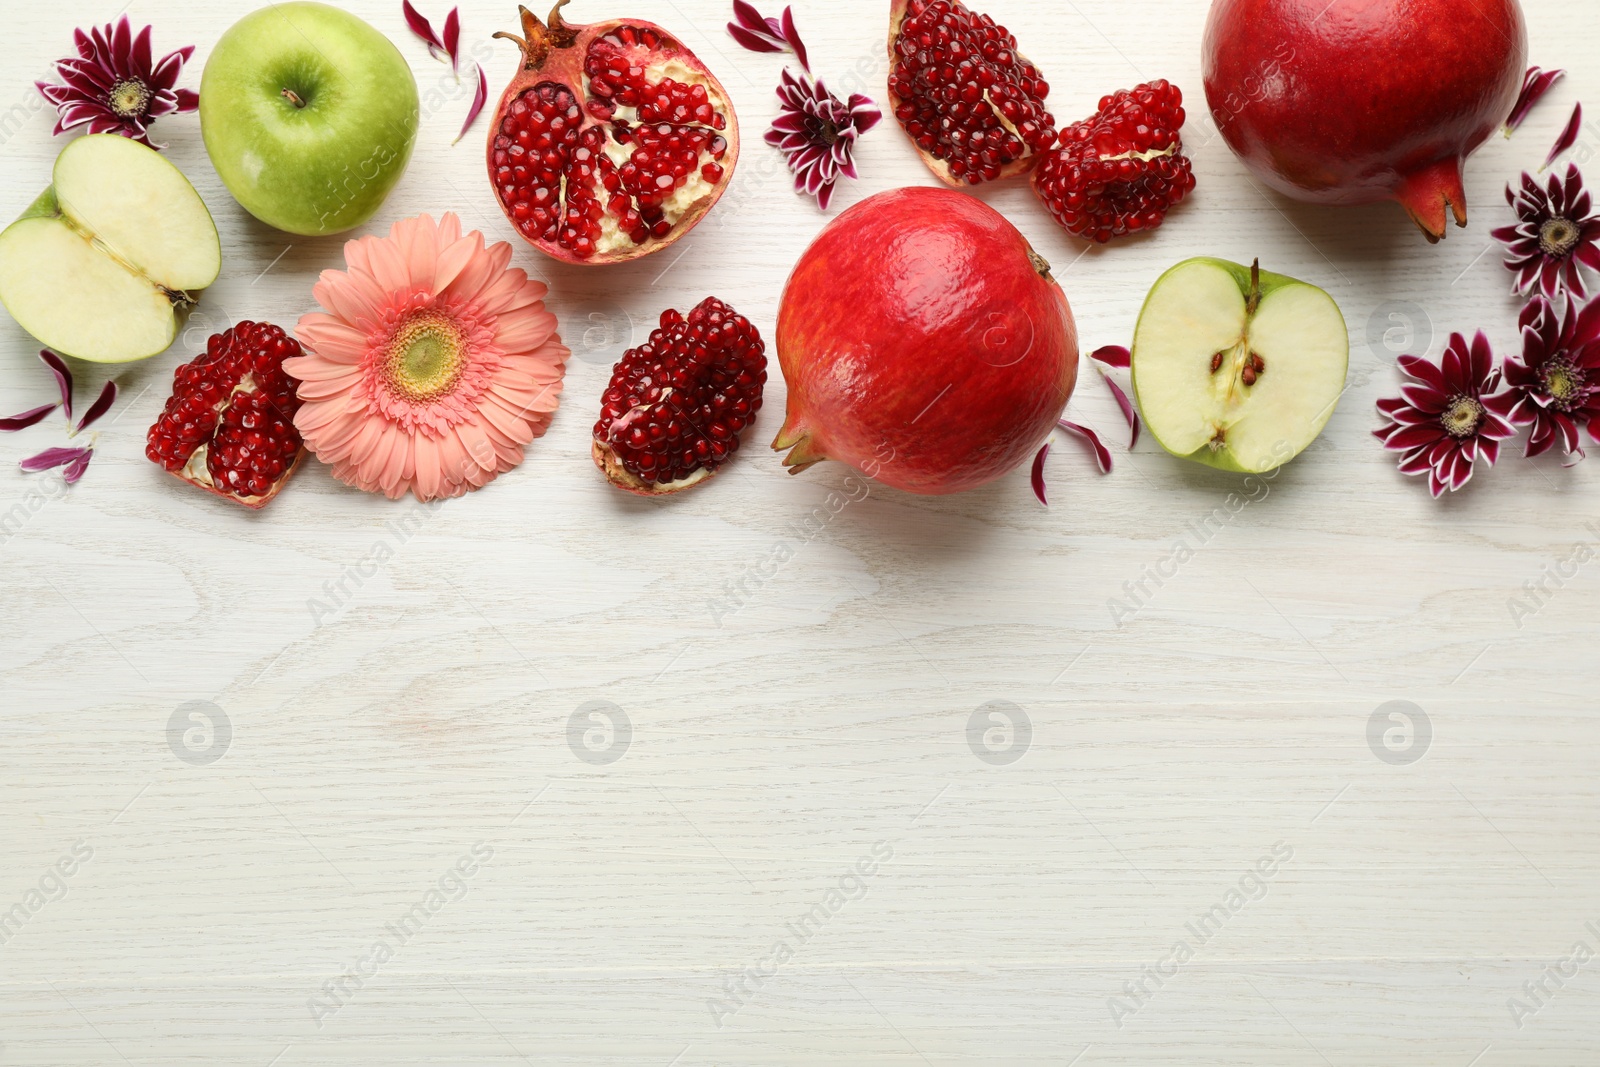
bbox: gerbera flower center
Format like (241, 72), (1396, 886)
(1541, 357), (1585, 408)
(1440, 395), (1485, 438)
(385, 311), (468, 402)
(1539, 215), (1581, 258)
(107, 78), (151, 118)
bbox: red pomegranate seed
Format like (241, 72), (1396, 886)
(1032, 79), (1197, 243)
(592, 297), (767, 495)
(888, 0), (1057, 185)
(145, 321), (306, 508)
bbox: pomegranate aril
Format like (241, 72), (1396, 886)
(594, 298), (767, 493)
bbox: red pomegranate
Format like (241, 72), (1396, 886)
(886, 0), (1057, 186)
(487, 1), (739, 264)
(773, 187), (1078, 496)
(145, 322), (306, 509)
(1202, 0), (1527, 241)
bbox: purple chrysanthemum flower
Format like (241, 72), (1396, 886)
(1491, 166), (1600, 300)
(1374, 332), (1518, 497)
(35, 17), (198, 148)
(1503, 295), (1600, 459)
(764, 69), (881, 211)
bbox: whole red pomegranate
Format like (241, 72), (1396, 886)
(1202, 0), (1526, 241)
(488, 1), (739, 264)
(773, 187), (1078, 496)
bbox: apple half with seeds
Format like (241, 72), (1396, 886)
(1132, 257), (1348, 473)
(0, 135), (221, 364)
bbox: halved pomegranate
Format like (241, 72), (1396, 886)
(886, 0), (1057, 186)
(145, 322), (306, 509)
(487, 1), (740, 265)
(592, 297), (766, 495)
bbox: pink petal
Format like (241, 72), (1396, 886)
(442, 8), (461, 73)
(38, 350), (73, 423)
(403, 0), (444, 49)
(781, 6), (809, 73)
(1100, 371), (1140, 450)
(1507, 67), (1564, 135)
(62, 450), (93, 484)
(453, 64), (488, 145)
(75, 380), (117, 433)
(20, 446), (90, 473)
(1089, 345), (1131, 369)
(1059, 419), (1113, 474)
(1544, 102), (1583, 171)
(0, 403), (57, 432)
(1031, 442), (1050, 505)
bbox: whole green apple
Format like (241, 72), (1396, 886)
(200, 2), (419, 236)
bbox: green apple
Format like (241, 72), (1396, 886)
(200, 2), (419, 236)
(1131, 257), (1348, 473)
(0, 135), (220, 364)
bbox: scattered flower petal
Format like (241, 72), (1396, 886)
(1503, 294), (1600, 458)
(34, 17), (197, 148)
(1506, 66), (1564, 136)
(453, 63), (488, 145)
(1100, 372), (1140, 450)
(1544, 102), (1583, 171)
(1373, 331), (1518, 497)
(1089, 344), (1131, 369)
(442, 8), (461, 76)
(1491, 165), (1600, 300)
(780, 6), (809, 75)
(728, 1), (804, 62)
(0, 404), (58, 432)
(764, 69), (881, 210)
(1059, 419), (1113, 474)
(403, 0), (447, 62)
(1031, 442), (1049, 505)
(39, 350), (73, 425)
(63, 450), (94, 484)
(20, 446), (91, 474)
(74, 380), (118, 435)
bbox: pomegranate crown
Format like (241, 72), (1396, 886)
(494, 0), (580, 69)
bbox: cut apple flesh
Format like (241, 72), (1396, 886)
(0, 135), (220, 364)
(1132, 257), (1348, 473)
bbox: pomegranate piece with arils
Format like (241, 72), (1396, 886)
(1032, 79), (1197, 243)
(887, 0), (1057, 186)
(145, 322), (306, 509)
(489, 2), (739, 265)
(592, 298), (767, 496)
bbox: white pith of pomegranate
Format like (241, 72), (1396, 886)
(489, 2), (740, 264)
(592, 297), (766, 496)
(887, 0), (1057, 186)
(145, 322), (306, 510)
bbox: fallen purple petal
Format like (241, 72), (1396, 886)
(1059, 419), (1113, 474)
(39, 349), (72, 424)
(20, 445), (91, 473)
(453, 64), (488, 145)
(75, 380), (117, 434)
(442, 8), (461, 75)
(1031, 442), (1049, 505)
(727, 0), (807, 63)
(1100, 372), (1141, 450)
(62, 449), (93, 484)
(780, 6), (809, 73)
(1544, 101), (1583, 171)
(1089, 344), (1131, 369)
(402, 0), (447, 60)
(1506, 67), (1564, 136)
(0, 403), (58, 432)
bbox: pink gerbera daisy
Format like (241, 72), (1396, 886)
(1373, 331), (1518, 497)
(285, 213), (569, 502)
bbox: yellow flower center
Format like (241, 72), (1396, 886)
(1540, 216), (1581, 258)
(108, 78), (151, 118)
(386, 311), (467, 401)
(1440, 395), (1484, 438)
(1543, 358), (1583, 408)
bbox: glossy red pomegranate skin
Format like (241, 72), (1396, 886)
(773, 187), (1078, 496)
(1202, 0), (1526, 240)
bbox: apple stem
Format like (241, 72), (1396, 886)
(1246, 258), (1261, 317)
(281, 88), (306, 109)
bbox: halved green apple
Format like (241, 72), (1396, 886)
(0, 135), (221, 364)
(1131, 257), (1348, 473)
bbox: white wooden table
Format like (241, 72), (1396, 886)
(3, 1), (1598, 1063)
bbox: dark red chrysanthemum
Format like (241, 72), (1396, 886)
(1491, 166), (1600, 300)
(1503, 295), (1600, 458)
(1374, 332), (1518, 497)
(765, 69), (881, 210)
(35, 17), (198, 148)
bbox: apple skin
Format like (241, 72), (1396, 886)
(200, 2), (419, 236)
(773, 187), (1078, 496)
(1201, 0), (1526, 240)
